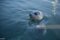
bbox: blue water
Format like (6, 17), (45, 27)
(0, 0), (60, 40)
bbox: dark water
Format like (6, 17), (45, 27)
(0, 0), (60, 40)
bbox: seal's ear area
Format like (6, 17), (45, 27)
(39, 11), (42, 14)
(39, 11), (44, 16)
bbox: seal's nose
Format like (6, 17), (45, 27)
(29, 14), (32, 18)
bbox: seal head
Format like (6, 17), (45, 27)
(29, 11), (44, 22)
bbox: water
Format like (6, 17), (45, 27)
(0, 0), (60, 40)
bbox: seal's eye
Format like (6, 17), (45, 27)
(34, 12), (38, 15)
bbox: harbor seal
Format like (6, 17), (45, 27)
(29, 11), (48, 35)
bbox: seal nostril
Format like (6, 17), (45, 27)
(29, 14), (32, 18)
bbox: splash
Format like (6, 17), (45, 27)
(51, 0), (58, 15)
